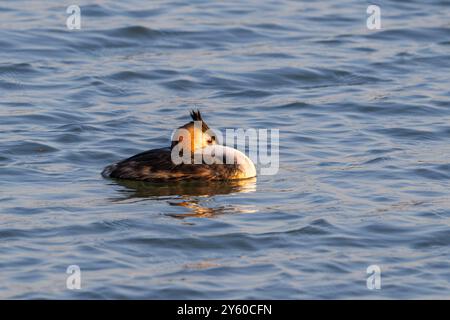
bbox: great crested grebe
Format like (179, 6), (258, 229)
(102, 110), (256, 182)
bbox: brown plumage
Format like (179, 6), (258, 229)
(102, 147), (241, 182)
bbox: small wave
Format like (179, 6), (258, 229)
(236, 67), (381, 90)
(413, 229), (450, 249)
(78, 4), (117, 17)
(373, 127), (441, 141)
(3, 142), (59, 155)
(103, 25), (168, 39)
(364, 27), (450, 42)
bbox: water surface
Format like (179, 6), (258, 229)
(1, 0), (450, 299)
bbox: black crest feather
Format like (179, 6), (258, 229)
(190, 109), (203, 121)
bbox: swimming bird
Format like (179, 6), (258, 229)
(102, 110), (256, 182)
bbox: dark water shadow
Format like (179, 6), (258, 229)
(108, 178), (257, 218)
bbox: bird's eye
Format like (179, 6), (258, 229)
(207, 136), (215, 144)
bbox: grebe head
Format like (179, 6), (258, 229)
(171, 110), (218, 154)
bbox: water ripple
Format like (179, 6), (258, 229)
(1, 0), (450, 300)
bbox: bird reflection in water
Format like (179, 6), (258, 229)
(109, 178), (257, 218)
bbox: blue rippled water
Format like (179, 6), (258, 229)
(1, 0), (450, 299)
